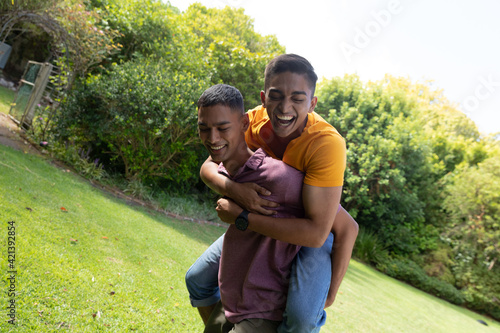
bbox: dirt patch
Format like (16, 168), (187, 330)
(0, 112), (43, 155)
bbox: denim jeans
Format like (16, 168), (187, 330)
(185, 233), (333, 332)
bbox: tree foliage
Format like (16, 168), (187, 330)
(51, 1), (284, 187)
(54, 58), (208, 188)
(317, 75), (442, 254)
(88, 0), (284, 109)
(317, 74), (500, 319)
(179, 4), (284, 109)
(1, 0), (121, 88)
(442, 153), (500, 317)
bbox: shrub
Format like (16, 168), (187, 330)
(422, 245), (456, 285)
(377, 257), (465, 306)
(54, 58), (209, 189)
(48, 141), (107, 180)
(463, 286), (500, 321)
(452, 256), (500, 320)
(353, 227), (388, 265)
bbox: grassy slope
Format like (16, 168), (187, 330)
(326, 261), (499, 332)
(0, 85), (15, 115)
(0, 144), (224, 332)
(0, 144), (499, 332)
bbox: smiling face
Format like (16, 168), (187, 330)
(198, 104), (249, 165)
(261, 71), (318, 139)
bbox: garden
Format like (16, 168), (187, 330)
(0, 0), (499, 331)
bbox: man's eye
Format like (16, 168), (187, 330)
(293, 99), (304, 103)
(199, 128), (209, 132)
(219, 127), (230, 132)
(269, 95), (281, 101)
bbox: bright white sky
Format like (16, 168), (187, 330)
(169, 0), (500, 135)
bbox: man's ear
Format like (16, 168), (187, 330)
(308, 96), (318, 113)
(260, 91), (266, 107)
(242, 113), (250, 132)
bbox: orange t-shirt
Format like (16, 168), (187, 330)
(245, 106), (346, 187)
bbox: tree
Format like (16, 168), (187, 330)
(177, 4), (285, 110)
(442, 153), (500, 317)
(0, 0), (121, 88)
(87, 1), (285, 109)
(55, 58), (208, 187)
(316, 75), (441, 254)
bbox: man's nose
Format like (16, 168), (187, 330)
(209, 129), (220, 143)
(280, 98), (292, 111)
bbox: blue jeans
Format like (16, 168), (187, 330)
(185, 233), (333, 333)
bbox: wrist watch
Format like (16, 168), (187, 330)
(235, 210), (250, 231)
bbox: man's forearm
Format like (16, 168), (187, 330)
(326, 209), (358, 306)
(247, 213), (331, 247)
(217, 185), (343, 247)
(200, 157), (229, 196)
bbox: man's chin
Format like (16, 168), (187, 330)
(274, 126), (295, 139)
(210, 154), (224, 163)
(272, 122), (295, 137)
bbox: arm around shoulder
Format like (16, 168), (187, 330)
(201, 157), (278, 214)
(200, 156), (230, 196)
(245, 185), (343, 247)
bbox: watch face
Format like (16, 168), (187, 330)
(235, 217), (248, 231)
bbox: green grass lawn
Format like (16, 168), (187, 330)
(1, 143), (499, 332)
(0, 85), (15, 115)
(326, 261), (499, 332)
(0, 144), (224, 332)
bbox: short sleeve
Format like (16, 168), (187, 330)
(301, 132), (346, 187)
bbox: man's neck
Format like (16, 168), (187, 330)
(267, 116), (308, 159)
(222, 145), (254, 177)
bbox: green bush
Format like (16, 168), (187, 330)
(316, 76), (442, 255)
(46, 141), (107, 180)
(54, 58), (209, 188)
(377, 257), (465, 306)
(463, 286), (500, 321)
(353, 227), (388, 265)
(421, 245), (456, 285)
(452, 255), (500, 321)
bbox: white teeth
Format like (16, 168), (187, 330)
(210, 145), (225, 151)
(276, 114), (294, 121)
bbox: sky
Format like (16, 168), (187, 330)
(168, 0), (500, 135)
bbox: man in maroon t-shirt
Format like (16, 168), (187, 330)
(197, 84), (307, 332)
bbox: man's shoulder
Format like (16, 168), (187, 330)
(308, 112), (341, 135)
(295, 112), (344, 150)
(254, 149), (295, 170)
(247, 105), (267, 123)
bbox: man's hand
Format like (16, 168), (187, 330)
(228, 182), (278, 215)
(216, 198), (243, 224)
(324, 206), (358, 309)
(200, 156), (278, 215)
(324, 295), (335, 309)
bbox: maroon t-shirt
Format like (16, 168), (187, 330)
(218, 149), (305, 323)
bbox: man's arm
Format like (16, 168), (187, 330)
(217, 185), (342, 248)
(216, 185), (358, 305)
(200, 157), (278, 215)
(325, 206), (358, 308)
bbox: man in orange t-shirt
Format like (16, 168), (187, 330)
(186, 54), (358, 332)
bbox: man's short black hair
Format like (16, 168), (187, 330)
(197, 84), (244, 114)
(264, 54), (318, 95)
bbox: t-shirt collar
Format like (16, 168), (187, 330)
(217, 148), (266, 179)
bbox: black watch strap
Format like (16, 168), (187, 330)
(235, 210), (250, 231)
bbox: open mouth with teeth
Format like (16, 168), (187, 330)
(275, 114), (296, 127)
(209, 144), (226, 153)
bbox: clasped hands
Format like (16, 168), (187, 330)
(215, 182), (278, 223)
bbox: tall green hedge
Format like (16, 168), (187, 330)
(54, 58), (209, 189)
